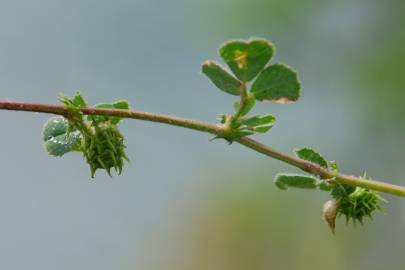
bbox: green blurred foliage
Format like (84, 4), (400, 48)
(323, 1), (405, 134)
(183, 0), (318, 43)
(159, 174), (349, 270)
(356, 38), (405, 127)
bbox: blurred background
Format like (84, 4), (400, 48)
(0, 0), (404, 269)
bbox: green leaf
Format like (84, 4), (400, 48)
(295, 148), (329, 168)
(329, 160), (339, 172)
(202, 61), (242, 96)
(59, 92), (87, 109)
(274, 173), (319, 190)
(72, 92), (87, 108)
(251, 64), (300, 103)
(319, 181), (333, 191)
(242, 114), (276, 127)
(87, 100), (130, 125)
(58, 92), (88, 123)
(252, 124), (273, 133)
(42, 116), (81, 156)
(219, 39), (274, 82)
(240, 114), (276, 134)
(113, 100), (130, 110)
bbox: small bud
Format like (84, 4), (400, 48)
(323, 200), (339, 235)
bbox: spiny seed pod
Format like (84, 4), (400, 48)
(338, 187), (385, 225)
(323, 199), (339, 234)
(82, 122), (129, 178)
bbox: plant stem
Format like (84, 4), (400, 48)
(236, 138), (405, 196)
(234, 82), (247, 119)
(1, 100), (405, 197)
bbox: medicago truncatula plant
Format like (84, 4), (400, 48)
(0, 38), (404, 234)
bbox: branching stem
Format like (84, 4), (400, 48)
(1, 99), (405, 197)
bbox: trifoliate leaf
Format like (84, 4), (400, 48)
(251, 64), (300, 103)
(202, 61), (242, 96)
(295, 147), (329, 168)
(219, 39), (274, 82)
(274, 173), (319, 190)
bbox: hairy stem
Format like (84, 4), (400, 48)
(1, 100), (405, 197)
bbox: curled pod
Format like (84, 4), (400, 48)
(42, 116), (81, 157)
